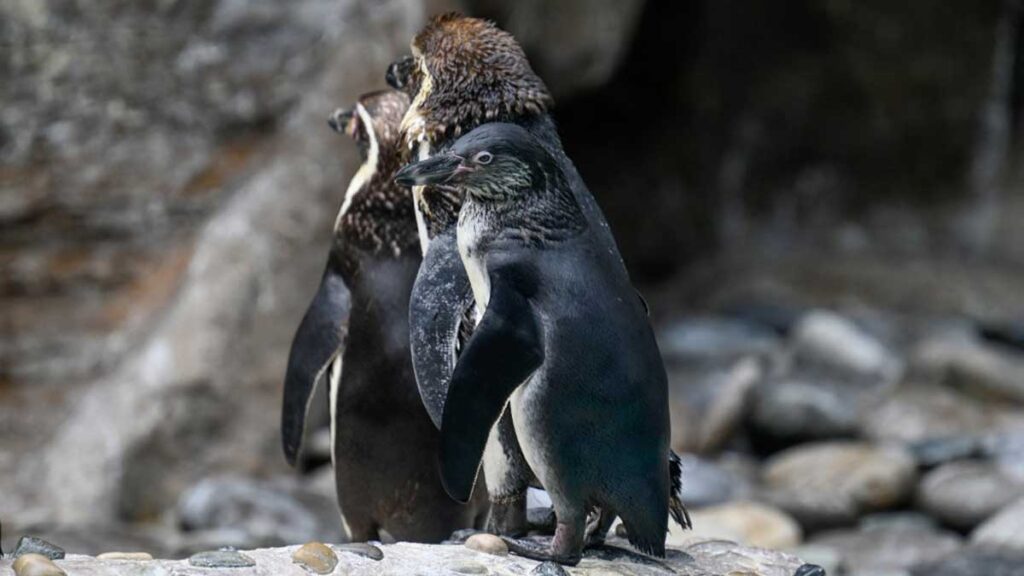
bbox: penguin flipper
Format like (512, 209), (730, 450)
(281, 256), (350, 466)
(440, 275), (543, 503)
(410, 227), (474, 428)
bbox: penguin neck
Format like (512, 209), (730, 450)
(335, 166), (419, 258)
(460, 175), (586, 249)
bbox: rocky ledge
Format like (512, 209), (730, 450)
(0, 537), (811, 576)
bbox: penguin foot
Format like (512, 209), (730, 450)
(500, 536), (581, 566)
(501, 521), (585, 566)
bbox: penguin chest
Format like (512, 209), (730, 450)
(457, 212), (490, 318)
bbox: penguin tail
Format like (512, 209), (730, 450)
(669, 451), (692, 530)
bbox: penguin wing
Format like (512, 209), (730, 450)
(409, 227), (474, 428)
(439, 271), (543, 503)
(281, 256), (350, 466)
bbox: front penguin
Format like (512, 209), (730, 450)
(281, 89), (486, 543)
(395, 123), (690, 565)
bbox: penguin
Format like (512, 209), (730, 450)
(385, 13), (567, 536)
(387, 12), (646, 538)
(394, 122), (691, 565)
(280, 89), (486, 543)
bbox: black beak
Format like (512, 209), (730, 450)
(327, 108), (353, 133)
(394, 154), (464, 187)
(386, 55), (414, 90)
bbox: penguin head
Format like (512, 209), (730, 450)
(392, 13), (553, 146)
(394, 123), (559, 204)
(329, 90), (410, 160)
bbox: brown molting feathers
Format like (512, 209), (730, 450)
(334, 90), (419, 257)
(400, 13), (553, 145)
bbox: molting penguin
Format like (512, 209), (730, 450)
(281, 89), (485, 542)
(388, 13), (564, 536)
(394, 123), (691, 565)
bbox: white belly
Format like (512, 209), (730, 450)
(509, 386), (559, 503)
(457, 211), (490, 318)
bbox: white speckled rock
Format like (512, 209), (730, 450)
(0, 540), (806, 576)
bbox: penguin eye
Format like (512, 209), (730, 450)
(473, 151), (493, 165)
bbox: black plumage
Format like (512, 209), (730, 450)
(281, 90), (485, 542)
(395, 123), (689, 564)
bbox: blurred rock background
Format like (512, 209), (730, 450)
(3, 0), (1024, 573)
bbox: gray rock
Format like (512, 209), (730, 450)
(910, 435), (985, 468)
(791, 311), (902, 380)
(531, 561), (570, 575)
(749, 379), (860, 445)
(0, 540), (808, 576)
(336, 543), (383, 561)
(972, 498), (1024, 550)
(658, 316), (780, 364)
(917, 461), (1024, 530)
(675, 453), (753, 508)
(910, 549), (1024, 576)
(809, 520), (961, 574)
(669, 357), (762, 453)
(32, 0), (429, 525)
(763, 441), (917, 530)
(176, 474), (338, 548)
(860, 383), (998, 443)
(13, 537), (65, 560)
(794, 565), (827, 576)
(916, 335), (1024, 404)
(187, 550), (256, 568)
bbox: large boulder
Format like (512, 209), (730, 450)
(26, 0), (433, 524)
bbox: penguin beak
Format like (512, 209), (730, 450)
(386, 55), (414, 90)
(327, 108), (354, 134)
(394, 154), (467, 187)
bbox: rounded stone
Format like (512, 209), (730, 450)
(917, 461), (1024, 530)
(971, 497), (1024, 549)
(763, 441), (917, 528)
(188, 550), (256, 568)
(96, 552), (154, 561)
(336, 542), (383, 561)
(13, 554), (66, 576)
(449, 560), (489, 574)
(531, 561), (570, 575)
(464, 533), (508, 556)
(680, 501), (802, 549)
(13, 537), (65, 560)
(292, 542), (338, 574)
(794, 564), (827, 576)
